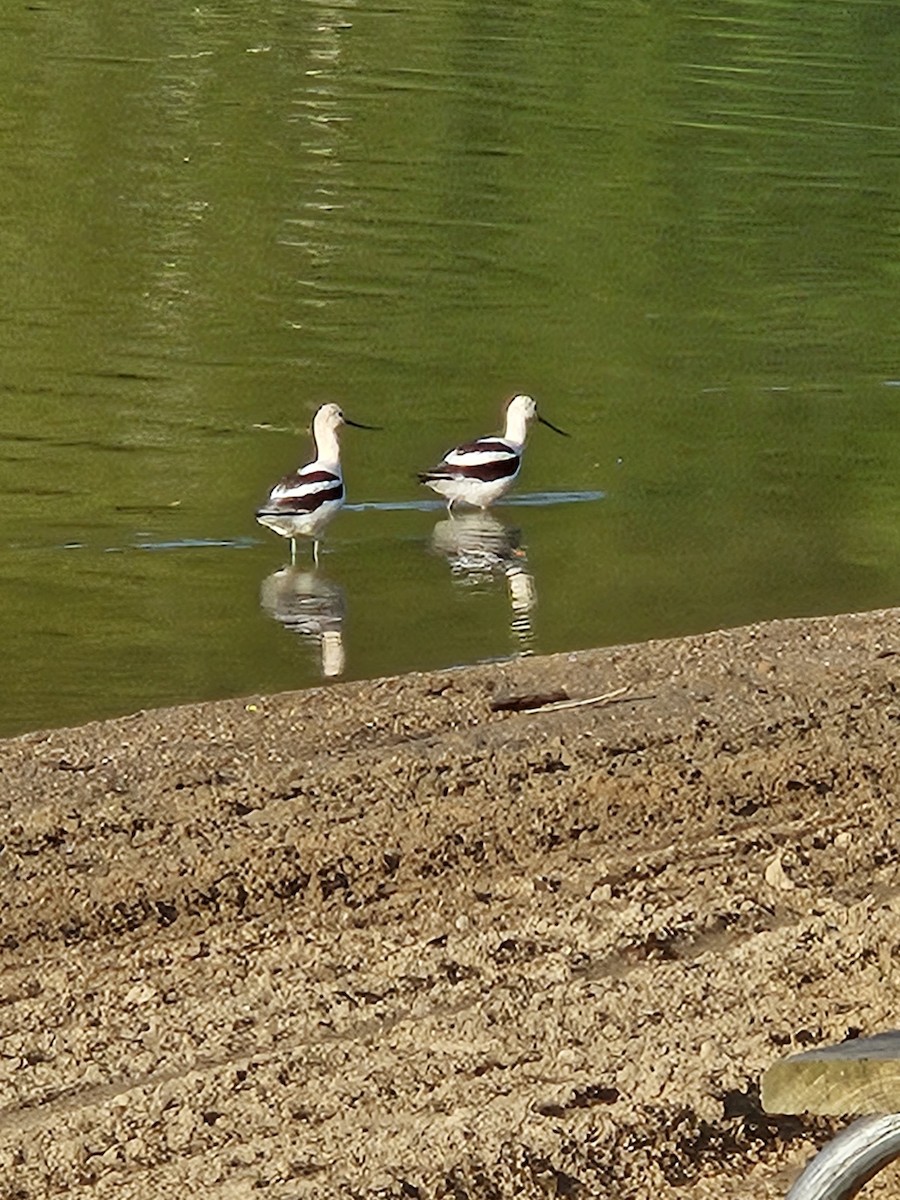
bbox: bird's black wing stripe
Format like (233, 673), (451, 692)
(452, 456), (519, 482)
(262, 482), (344, 514)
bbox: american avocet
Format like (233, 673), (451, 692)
(417, 393), (568, 512)
(256, 403), (377, 565)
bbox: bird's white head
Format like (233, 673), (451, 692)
(503, 393), (569, 444)
(313, 403), (345, 437)
(310, 402), (379, 465)
(508, 394), (538, 423)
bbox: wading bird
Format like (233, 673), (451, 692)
(256, 403), (377, 564)
(418, 393), (568, 512)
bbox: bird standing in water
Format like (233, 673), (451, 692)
(418, 393), (568, 512)
(256, 403), (377, 565)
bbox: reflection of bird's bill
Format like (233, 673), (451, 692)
(430, 512), (526, 572)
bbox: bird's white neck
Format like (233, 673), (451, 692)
(313, 420), (342, 468)
(503, 407), (530, 449)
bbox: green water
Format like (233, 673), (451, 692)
(2, 0), (900, 735)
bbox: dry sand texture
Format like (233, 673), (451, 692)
(1, 609), (899, 1198)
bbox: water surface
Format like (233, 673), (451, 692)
(2, 0), (900, 735)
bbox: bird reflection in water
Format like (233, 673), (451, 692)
(430, 512), (537, 650)
(259, 567), (346, 678)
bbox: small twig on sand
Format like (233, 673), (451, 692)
(490, 689), (569, 713)
(522, 686), (655, 714)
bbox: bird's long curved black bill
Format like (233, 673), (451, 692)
(538, 414), (570, 437)
(344, 417), (382, 430)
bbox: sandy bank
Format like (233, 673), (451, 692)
(1, 608), (899, 1197)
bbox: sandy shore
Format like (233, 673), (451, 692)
(1, 609), (899, 1197)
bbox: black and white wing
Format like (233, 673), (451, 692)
(259, 465), (343, 515)
(419, 437), (520, 484)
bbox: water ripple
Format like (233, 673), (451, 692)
(345, 491), (605, 513)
